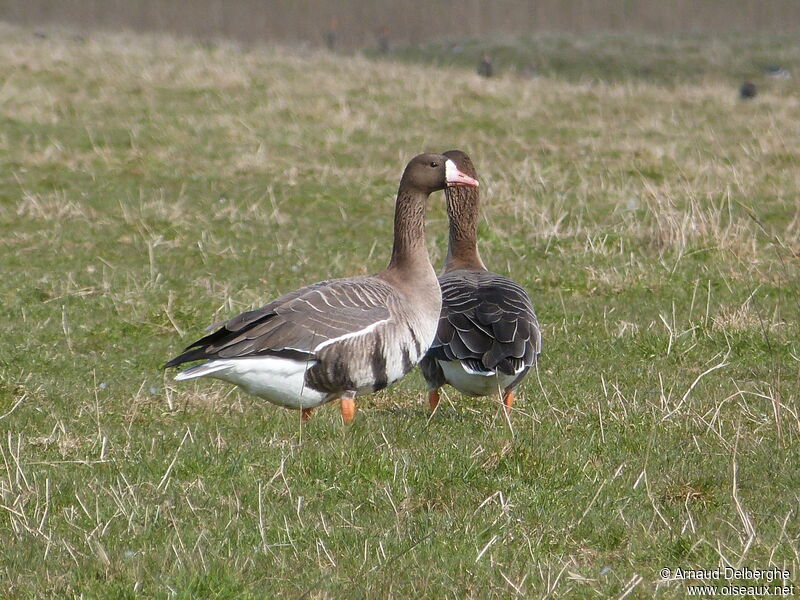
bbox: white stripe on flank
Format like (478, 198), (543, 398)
(313, 318), (390, 351)
(462, 360), (525, 376)
(461, 362), (496, 377)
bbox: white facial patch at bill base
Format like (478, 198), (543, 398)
(445, 159), (459, 184)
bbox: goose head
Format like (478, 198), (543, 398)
(400, 153), (479, 194)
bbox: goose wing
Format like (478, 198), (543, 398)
(165, 277), (393, 367)
(428, 270), (541, 376)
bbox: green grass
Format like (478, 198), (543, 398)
(1, 23), (799, 598)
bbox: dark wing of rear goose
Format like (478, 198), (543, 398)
(164, 277), (392, 367)
(427, 270), (541, 377)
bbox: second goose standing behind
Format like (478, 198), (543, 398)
(166, 153), (479, 423)
(420, 150), (541, 416)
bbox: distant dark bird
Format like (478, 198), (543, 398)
(740, 81), (757, 100)
(764, 65), (791, 79)
(377, 25), (390, 54)
(477, 54), (494, 78)
(325, 17), (338, 51)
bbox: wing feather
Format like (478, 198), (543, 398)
(165, 277), (393, 368)
(427, 270), (541, 378)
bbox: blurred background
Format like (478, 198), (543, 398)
(3, 0), (799, 49)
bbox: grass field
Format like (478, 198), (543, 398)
(385, 31), (800, 84)
(1, 23), (799, 598)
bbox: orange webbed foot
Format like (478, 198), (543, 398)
(428, 389), (440, 412)
(502, 390), (515, 416)
(340, 395), (356, 423)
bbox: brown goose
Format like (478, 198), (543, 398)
(420, 150), (541, 415)
(165, 153), (479, 422)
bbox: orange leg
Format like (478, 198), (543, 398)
(428, 389), (440, 412)
(340, 394), (356, 423)
(301, 407), (313, 422)
(503, 390), (515, 415)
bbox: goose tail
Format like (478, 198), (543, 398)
(173, 360), (235, 381)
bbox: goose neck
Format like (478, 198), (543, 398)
(443, 186), (486, 272)
(387, 188), (430, 272)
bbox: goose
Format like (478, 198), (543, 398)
(419, 150), (541, 416)
(165, 153), (479, 423)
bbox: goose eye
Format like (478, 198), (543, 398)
(430, 161), (439, 168)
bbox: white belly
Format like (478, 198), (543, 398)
(439, 360), (517, 397)
(178, 357), (330, 409)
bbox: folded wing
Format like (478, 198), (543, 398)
(164, 277), (393, 368)
(428, 270), (541, 377)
